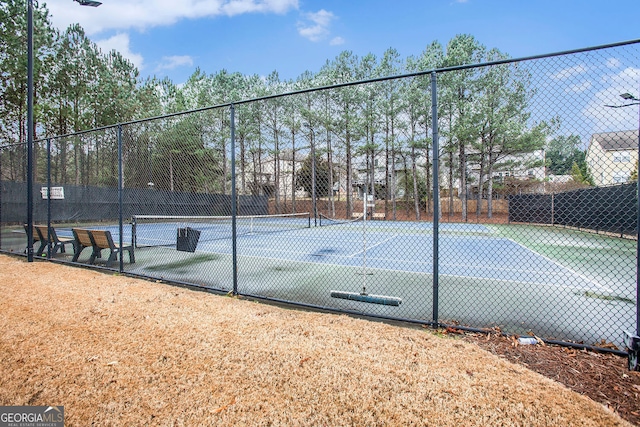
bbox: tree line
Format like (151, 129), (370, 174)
(1, 0), (589, 221)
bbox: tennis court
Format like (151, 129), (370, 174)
(6, 215), (635, 347)
(127, 216), (612, 293)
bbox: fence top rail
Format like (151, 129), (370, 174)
(0, 142), (28, 150)
(35, 37), (640, 144)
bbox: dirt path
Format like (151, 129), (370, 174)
(0, 255), (631, 426)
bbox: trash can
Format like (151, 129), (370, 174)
(177, 227), (201, 252)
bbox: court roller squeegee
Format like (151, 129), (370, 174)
(329, 193), (402, 307)
(330, 290), (402, 306)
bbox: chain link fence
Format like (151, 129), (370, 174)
(2, 40), (639, 352)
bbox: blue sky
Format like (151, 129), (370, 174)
(45, 0), (640, 85)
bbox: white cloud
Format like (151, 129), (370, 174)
(552, 64), (588, 80)
(330, 36), (345, 46)
(566, 80), (592, 93)
(221, 0), (297, 15)
(297, 9), (334, 42)
(46, 0), (299, 36)
(582, 67), (640, 132)
(606, 57), (622, 69)
(95, 33), (144, 70)
(156, 55), (195, 71)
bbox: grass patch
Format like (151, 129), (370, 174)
(578, 290), (635, 304)
(145, 254), (220, 271)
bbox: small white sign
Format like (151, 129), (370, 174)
(41, 186), (65, 200)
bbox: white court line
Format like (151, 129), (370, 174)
(205, 237), (593, 278)
(179, 247), (598, 292)
(435, 271), (602, 292)
(287, 234), (373, 245)
(336, 250), (605, 287)
(506, 238), (612, 293)
(190, 234), (613, 293)
(362, 254), (589, 276)
(347, 234), (399, 258)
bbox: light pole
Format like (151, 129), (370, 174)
(310, 128), (318, 227)
(304, 124), (318, 226)
(607, 91), (640, 370)
(26, 0), (100, 262)
(74, 0), (103, 6)
(26, 0), (34, 262)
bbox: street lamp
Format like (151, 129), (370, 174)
(607, 91), (640, 370)
(26, 0), (101, 262)
(605, 93), (640, 108)
(74, 0), (102, 6)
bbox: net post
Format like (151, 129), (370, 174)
(131, 216), (137, 248)
(431, 71), (440, 327)
(230, 104), (238, 295)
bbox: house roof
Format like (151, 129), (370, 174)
(591, 130), (639, 151)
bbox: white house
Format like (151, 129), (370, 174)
(586, 130), (638, 186)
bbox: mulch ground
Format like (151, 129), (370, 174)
(454, 328), (640, 425)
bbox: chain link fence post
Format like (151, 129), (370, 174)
(231, 104), (239, 295)
(118, 124), (124, 273)
(46, 138), (51, 258)
(431, 70), (440, 327)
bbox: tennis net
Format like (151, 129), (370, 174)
(132, 212), (311, 248)
(318, 213), (364, 227)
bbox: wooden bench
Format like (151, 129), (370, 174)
(87, 229), (135, 267)
(372, 213), (385, 220)
(24, 224), (42, 255)
(35, 225), (76, 256)
(71, 228), (95, 262)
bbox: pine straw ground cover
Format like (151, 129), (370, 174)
(0, 254), (633, 426)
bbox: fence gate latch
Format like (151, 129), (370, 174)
(623, 331), (640, 371)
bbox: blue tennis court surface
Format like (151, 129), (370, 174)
(145, 220), (607, 293)
(54, 219), (607, 293)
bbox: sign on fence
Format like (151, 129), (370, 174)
(40, 186), (65, 200)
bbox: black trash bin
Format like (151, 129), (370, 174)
(176, 227), (201, 252)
